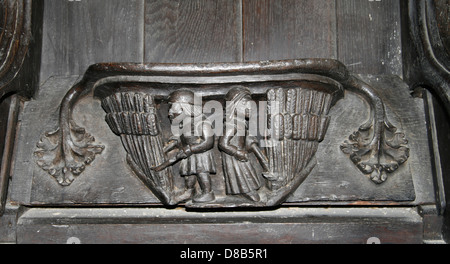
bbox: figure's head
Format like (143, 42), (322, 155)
(225, 86), (253, 119)
(168, 89), (202, 121)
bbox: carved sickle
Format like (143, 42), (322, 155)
(151, 154), (181, 172)
(249, 142), (269, 172)
(248, 142), (278, 181)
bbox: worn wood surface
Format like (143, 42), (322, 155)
(435, 0), (450, 53)
(144, 0), (242, 63)
(11, 0), (432, 207)
(243, 0), (337, 61)
(40, 0), (144, 83)
(336, 0), (403, 76)
(10, 76), (159, 206)
(6, 0), (445, 243)
(0, 97), (12, 214)
(16, 207), (423, 244)
(40, 0), (405, 82)
(0, 98), (11, 172)
(292, 75), (431, 204)
(0, 96), (21, 215)
(3, 0), (44, 99)
(10, 74), (433, 206)
(0, 0), (43, 102)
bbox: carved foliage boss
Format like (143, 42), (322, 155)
(33, 59), (410, 208)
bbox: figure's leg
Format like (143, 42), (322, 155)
(193, 172), (215, 203)
(185, 175), (196, 190)
(175, 175), (196, 202)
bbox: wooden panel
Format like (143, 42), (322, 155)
(40, 0), (144, 83)
(0, 0), (43, 99)
(434, 0), (450, 54)
(0, 98), (11, 167)
(243, 0), (337, 61)
(289, 75), (427, 204)
(0, 206), (17, 243)
(144, 0), (242, 63)
(336, 0), (403, 76)
(16, 207), (423, 244)
(0, 96), (20, 215)
(10, 76), (160, 205)
(10, 75), (431, 206)
(0, 97), (12, 214)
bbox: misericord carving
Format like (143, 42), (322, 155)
(32, 59), (410, 208)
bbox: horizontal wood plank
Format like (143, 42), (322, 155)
(17, 207), (423, 244)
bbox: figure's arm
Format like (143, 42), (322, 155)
(152, 137), (181, 172)
(188, 123), (215, 154)
(218, 125), (248, 162)
(163, 141), (178, 153)
(163, 138), (179, 153)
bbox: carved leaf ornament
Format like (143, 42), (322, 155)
(34, 121), (104, 186)
(341, 121), (410, 184)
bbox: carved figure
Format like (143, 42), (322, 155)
(153, 90), (216, 203)
(219, 86), (265, 202)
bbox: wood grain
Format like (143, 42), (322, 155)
(434, 0), (450, 54)
(243, 0), (337, 61)
(17, 207), (423, 244)
(40, 0), (145, 83)
(0, 95), (20, 215)
(144, 0), (242, 63)
(336, 0), (403, 76)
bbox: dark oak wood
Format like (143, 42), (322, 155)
(16, 207), (423, 244)
(243, 0), (337, 61)
(10, 71), (428, 207)
(144, 0), (242, 63)
(40, 0), (145, 83)
(0, 98), (11, 173)
(2, 0), (447, 243)
(0, 95), (21, 215)
(336, 0), (403, 76)
(0, 97), (12, 213)
(0, 0), (43, 99)
(0, 0), (43, 216)
(434, 0), (450, 54)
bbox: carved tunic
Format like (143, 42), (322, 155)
(179, 121), (216, 176)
